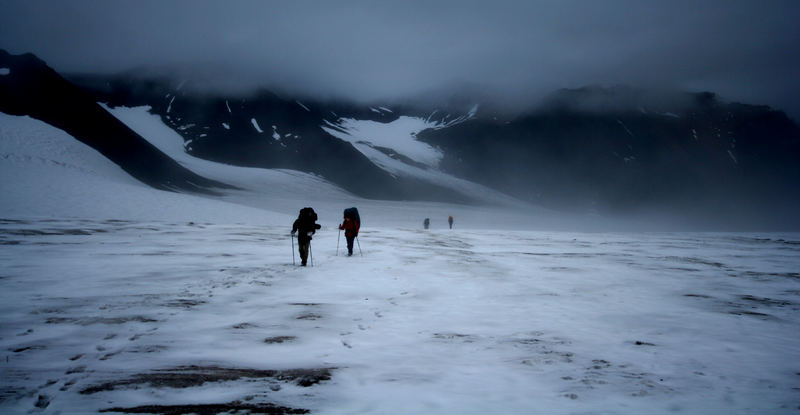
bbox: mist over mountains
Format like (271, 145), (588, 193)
(419, 87), (800, 228)
(2, 49), (799, 229)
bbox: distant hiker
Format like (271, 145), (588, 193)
(339, 207), (361, 256)
(291, 207), (321, 266)
(448, 215), (454, 229)
(423, 218), (430, 229)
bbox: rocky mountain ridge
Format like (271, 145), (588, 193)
(2, 49), (798, 228)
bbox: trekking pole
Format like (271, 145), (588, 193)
(291, 234), (295, 265)
(356, 236), (363, 256)
(336, 229), (341, 256)
(310, 244), (314, 267)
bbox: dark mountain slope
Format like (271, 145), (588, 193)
(418, 87), (800, 227)
(7, 48), (797, 228)
(70, 73), (473, 202)
(0, 49), (231, 194)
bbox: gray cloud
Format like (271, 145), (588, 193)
(1, 0), (799, 117)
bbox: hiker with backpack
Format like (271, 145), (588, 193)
(339, 207), (360, 256)
(291, 207), (321, 266)
(448, 215), (454, 229)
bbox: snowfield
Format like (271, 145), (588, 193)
(318, 108), (518, 207)
(1, 111), (799, 414)
(322, 116), (446, 167)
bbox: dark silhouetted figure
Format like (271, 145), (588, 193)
(423, 218), (430, 229)
(291, 207), (321, 266)
(448, 215), (454, 229)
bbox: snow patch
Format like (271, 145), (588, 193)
(425, 110), (438, 123)
(166, 96), (175, 113)
(98, 105), (353, 207)
(322, 116), (444, 167)
(320, 113), (512, 204)
(321, 108), (477, 172)
(378, 106), (393, 113)
(222, 122), (230, 130)
(662, 112), (680, 118)
(617, 119), (635, 138)
(728, 150), (738, 164)
(272, 125), (280, 141)
(296, 101), (310, 112)
(225, 100), (232, 113)
(0, 67), (10, 76)
(251, 118), (263, 133)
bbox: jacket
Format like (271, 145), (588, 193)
(292, 218), (321, 242)
(338, 217), (359, 238)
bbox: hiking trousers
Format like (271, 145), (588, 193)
(298, 238), (311, 265)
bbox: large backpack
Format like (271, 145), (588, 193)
(299, 207), (318, 223)
(343, 207), (360, 226)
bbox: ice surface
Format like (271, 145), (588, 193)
(1, 109), (799, 414)
(0, 220), (798, 414)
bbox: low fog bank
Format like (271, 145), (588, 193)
(600, 202), (800, 233)
(461, 179), (800, 232)
(271, 191), (800, 234)
(484, 171), (800, 232)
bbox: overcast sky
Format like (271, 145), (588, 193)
(1, 0), (799, 118)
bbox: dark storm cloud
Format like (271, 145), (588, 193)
(1, 0), (799, 117)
